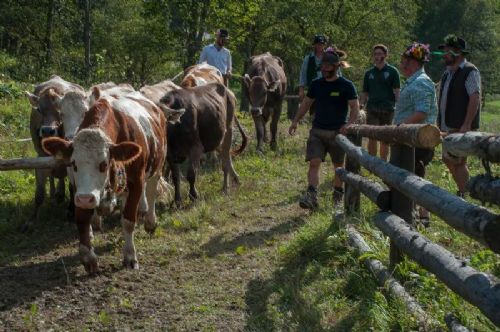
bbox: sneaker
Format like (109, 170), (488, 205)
(299, 189), (318, 210)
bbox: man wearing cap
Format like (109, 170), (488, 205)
(298, 35), (326, 103)
(437, 34), (481, 197)
(360, 44), (401, 161)
(289, 50), (359, 209)
(199, 28), (232, 86)
(395, 42), (438, 223)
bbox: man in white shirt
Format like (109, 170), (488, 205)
(199, 28), (232, 86)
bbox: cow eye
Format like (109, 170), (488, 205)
(71, 160), (77, 172)
(36, 108), (42, 114)
(99, 161), (107, 173)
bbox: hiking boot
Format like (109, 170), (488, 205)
(333, 187), (344, 207)
(299, 188), (318, 210)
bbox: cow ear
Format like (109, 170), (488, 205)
(110, 142), (142, 164)
(267, 80), (281, 92)
(243, 74), (251, 88)
(42, 137), (73, 160)
(92, 86), (101, 100)
(26, 92), (39, 108)
(181, 76), (195, 88)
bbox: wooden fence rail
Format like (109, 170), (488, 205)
(335, 125), (500, 328)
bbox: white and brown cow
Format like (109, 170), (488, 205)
(42, 87), (167, 273)
(243, 53), (287, 152)
(180, 62), (224, 88)
(24, 75), (85, 231)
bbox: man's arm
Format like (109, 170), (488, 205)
(359, 92), (368, 108)
(226, 50), (232, 78)
(393, 88), (400, 102)
(340, 99), (360, 134)
(402, 111), (426, 124)
(288, 96), (314, 135)
(460, 92), (480, 132)
(198, 47), (207, 64)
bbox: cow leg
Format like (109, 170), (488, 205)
(187, 144), (203, 202)
(55, 176), (65, 203)
(76, 207), (98, 274)
(22, 169), (48, 232)
(270, 105), (282, 151)
(121, 180), (144, 269)
(67, 182), (75, 222)
(252, 114), (265, 152)
(137, 189), (149, 225)
(144, 174), (160, 234)
(90, 210), (102, 232)
(170, 161), (182, 207)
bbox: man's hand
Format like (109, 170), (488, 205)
(459, 123), (471, 133)
(225, 71), (232, 79)
(288, 121), (298, 136)
(339, 123), (353, 135)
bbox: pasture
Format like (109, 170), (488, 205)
(0, 96), (499, 331)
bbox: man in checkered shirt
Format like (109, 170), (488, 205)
(437, 35), (481, 198)
(394, 42), (438, 224)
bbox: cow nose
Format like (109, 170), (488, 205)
(75, 194), (97, 209)
(40, 126), (58, 138)
(251, 108), (262, 116)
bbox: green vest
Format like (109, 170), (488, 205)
(306, 55), (318, 88)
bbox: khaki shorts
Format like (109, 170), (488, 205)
(442, 128), (467, 165)
(366, 110), (394, 126)
(306, 128), (345, 164)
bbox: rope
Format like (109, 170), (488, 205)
(0, 138), (32, 143)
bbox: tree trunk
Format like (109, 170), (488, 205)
(467, 175), (500, 206)
(336, 168), (390, 211)
(346, 224), (437, 328)
(83, 0), (91, 83)
(44, 0), (55, 72)
(374, 212), (500, 327)
(443, 132), (500, 163)
(335, 134), (500, 254)
(344, 124), (441, 149)
(0, 156), (66, 171)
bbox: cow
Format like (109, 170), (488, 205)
(180, 62), (224, 88)
(159, 83), (247, 207)
(24, 75), (85, 231)
(242, 52), (287, 152)
(42, 87), (167, 273)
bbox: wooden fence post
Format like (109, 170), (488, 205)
(389, 144), (414, 268)
(344, 133), (362, 214)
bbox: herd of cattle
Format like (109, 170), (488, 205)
(20, 52), (287, 273)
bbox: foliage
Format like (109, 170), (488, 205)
(0, 0), (497, 93)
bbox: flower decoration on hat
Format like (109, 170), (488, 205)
(403, 42), (431, 63)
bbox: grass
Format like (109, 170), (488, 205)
(0, 96), (498, 331)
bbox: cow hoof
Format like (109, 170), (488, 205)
(79, 245), (98, 274)
(270, 141), (277, 151)
(144, 222), (157, 235)
(175, 200), (182, 209)
(256, 148), (264, 155)
(189, 190), (198, 201)
(123, 259), (139, 270)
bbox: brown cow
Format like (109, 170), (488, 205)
(42, 87), (167, 273)
(243, 52), (287, 152)
(159, 83), (247, 206)
(180, 62), (224, 88)
(24, 75), (85, 231)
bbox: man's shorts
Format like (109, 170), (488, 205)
(306, 128), (345, 163)
(442, 128), (467, 165)
(366, 109), (394, 126)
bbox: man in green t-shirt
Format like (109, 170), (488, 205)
(360, 44), (401, 161)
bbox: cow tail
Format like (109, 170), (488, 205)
(231, 114), (248, 156)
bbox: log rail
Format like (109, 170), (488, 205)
(334, 125), (500, 328)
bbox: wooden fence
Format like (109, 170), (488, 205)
(336, 125), (500, 330)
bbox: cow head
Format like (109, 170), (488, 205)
(243, 74), (281, 116)
(159, 93), (185, 123)
(59, 90), (89, 140)
(26, 88), (64, 138)
(42, 128), (142, 210)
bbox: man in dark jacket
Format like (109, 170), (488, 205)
(438, 35), (481, 197)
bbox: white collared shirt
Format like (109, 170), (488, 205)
(198, 44), (232, 75)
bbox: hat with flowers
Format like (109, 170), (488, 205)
(402, 42), (431, 63)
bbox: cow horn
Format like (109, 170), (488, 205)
(160, 105), (185, 120)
